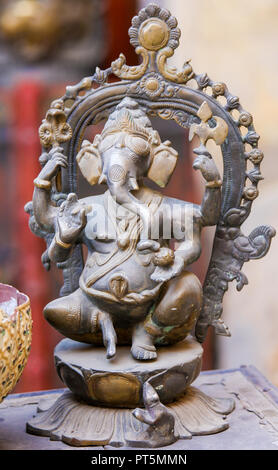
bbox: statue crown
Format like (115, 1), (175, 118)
(101, 98), (160, 146)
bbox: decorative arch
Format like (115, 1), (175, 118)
(30, 3), (275, 343)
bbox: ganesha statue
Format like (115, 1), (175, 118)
(33, 97), (220, 362)
(26, 3), (274, 448)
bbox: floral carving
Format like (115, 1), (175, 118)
(128, 73), (179, 100)
(245, 168), (263, 185)
(238, 111), (253, 127)
(226, 95), (240, 110)
(129, 3), (180, 52)
(110, 3), (193, 84)
(195, 73), (210, 90)
(39, 99), (72, 148)
(247, 149), (264, 165)
(212, 82), (226, 96)
(243, 186), (259, 201)
(140, 73), (165, 98)
(243, 131), (260, 146)
(156, 108), (190, 128)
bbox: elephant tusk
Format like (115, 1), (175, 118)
(129, 177), (139, 191)
(98, 173), (107, 184)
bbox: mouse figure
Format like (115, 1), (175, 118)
(130, 382), (178, 447)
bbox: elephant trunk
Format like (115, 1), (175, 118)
(106, 163), (151, 241)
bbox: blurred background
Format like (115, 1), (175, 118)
(0, 0), (277, 393)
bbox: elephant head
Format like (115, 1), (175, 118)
(77, 98), (178, 240)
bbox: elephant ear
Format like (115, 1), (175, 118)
(76, 136), (102, 185)
(147, 140), (178, 188)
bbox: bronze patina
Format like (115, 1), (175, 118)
(25, 3), (275, 447)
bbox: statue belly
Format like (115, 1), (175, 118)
(91, 253), (157, 294)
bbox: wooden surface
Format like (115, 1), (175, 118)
(0, 365), (278, 450)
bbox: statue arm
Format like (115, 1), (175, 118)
(172, 203), (202, 267)
(48, 193), (88, 264)
(33, 149), (88, 264)
(32, 148), (68, 230)
(200, 186), (221, 226)
(47, 232), (74, 263)
(32, 186), (57, 231)
(175, 233), (202, 267)
(192, 152), (222, 227)
(150, 201), (202, 283)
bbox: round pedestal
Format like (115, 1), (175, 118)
(27, 338), (235, 447)
(54, 336), (203, 407)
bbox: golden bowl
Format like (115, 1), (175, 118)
(0, 283), (32, 402)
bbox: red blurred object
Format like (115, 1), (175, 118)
(11, 82), (60, 393)
(103, 0), (138, 69)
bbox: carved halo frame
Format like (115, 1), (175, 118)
(33, 4), (275, 343)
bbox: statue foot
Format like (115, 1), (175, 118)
(98, 311), (117, 359)
(131, 343), (157, 361)
(131, 323), (157, 360)
(130, 323), (157, 361)
(106, 340), (116, 359)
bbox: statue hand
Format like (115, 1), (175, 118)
(193, 153), (220, 183)
(150, 253), (184, 283)
(38, 147), (68, 181)
(57, 193), (89, 244)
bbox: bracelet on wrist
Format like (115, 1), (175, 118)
(205, 179), (222, 188)
(55, 233), (72, 250)
(34, 177), (51, 190)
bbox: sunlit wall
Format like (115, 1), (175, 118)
(139, 0), (278, 384)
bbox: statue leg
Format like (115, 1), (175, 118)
(43, 288), (117, 358)
(144, 271), (202, 345)
(131, 321), (158, 361)
(131, 271), (202, 360)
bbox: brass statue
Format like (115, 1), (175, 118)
(32, 96), (222, 361)
(26, 3), (275, 448)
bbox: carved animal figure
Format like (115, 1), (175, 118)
(131, 382), (177, 447)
